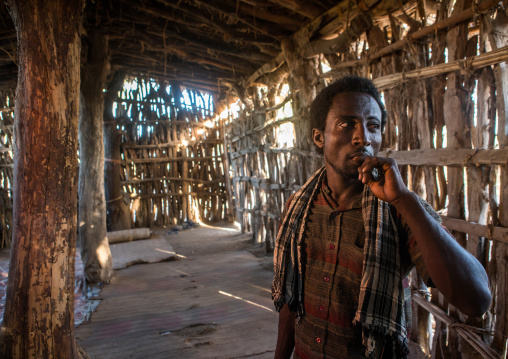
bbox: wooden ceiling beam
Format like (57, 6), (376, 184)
(110, 52), (242, 80)
(266, 0), (324, 19)
(122, 67), (232, 94)
(304, 13), (373, 56)
(135, 43), (257, 73)
(107, 27), (264, 71)
(152, 0), (279, 47)
(234, 0), (302, 29)
(103, 23), (273, 63)
(111, 50), (249, 81)
(145, 32), (271, 63)
(191, 0), (290, 41)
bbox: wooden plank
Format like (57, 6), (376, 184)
(379, 148), (508, 166)
(440, 216), (508, 244)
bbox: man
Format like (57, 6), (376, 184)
(272, 76), (491, 359)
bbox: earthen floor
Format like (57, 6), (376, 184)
(76, 224), (277, 359)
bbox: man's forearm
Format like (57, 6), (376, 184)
(392, 192), (491, 316)
(275, 304), (296, 359)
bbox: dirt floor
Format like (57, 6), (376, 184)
(76, 223), (278, 359)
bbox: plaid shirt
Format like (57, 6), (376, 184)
(273, 167), (438, 358)
(292, 180), (430, 359)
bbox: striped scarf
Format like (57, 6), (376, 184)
(272, 166), (411, 358)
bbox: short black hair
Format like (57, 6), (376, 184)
(309, 75), (388, 133)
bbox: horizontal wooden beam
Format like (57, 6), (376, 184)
(379, 148), (508, 166)
(128, 192), (227, 199)
(369, 0), (500, 61)
(229, 145), (322, 160)
(237, 207), (280, 220)
(122, 177), (225, 185)
(106, 119), (211, 127)
(440, 216), (508, 244)
(229, 115), (301, 143)
(231, 146), (506, 167)
(124, 156), (221, 164)
(233, 176), (302, 192)
(373, 45), (508, 90)
(122, 139), (222, 149)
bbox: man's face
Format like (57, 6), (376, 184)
(312, 92), (382, 179)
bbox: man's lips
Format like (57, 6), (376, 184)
(350, 152), (372, 163)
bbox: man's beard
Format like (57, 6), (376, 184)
(323, 151), (359, 180)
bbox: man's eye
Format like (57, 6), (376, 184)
(368, 122), (381, 130)
(338, 121), (356, 129)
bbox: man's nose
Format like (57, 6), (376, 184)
(352, 123), (371, 147)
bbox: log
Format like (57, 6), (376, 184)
(487, 9), (508, 355)
(444, 1), (470, 354)
(107, 228), (151, 244)
(78, 30), (113, 284)
(104, 71), (132, 232)
(0, 0), (84, 357)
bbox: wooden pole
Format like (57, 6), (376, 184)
(0, 0), (84, 357)
(79, 30), (113, 283)
(104, 71), (132, 231)
(486, 9), (508, 355)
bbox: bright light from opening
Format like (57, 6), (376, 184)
(218, 291), (274, 312)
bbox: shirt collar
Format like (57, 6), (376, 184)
(321, 176), (362, 211)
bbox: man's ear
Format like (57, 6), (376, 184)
(312, 128), (324, 149)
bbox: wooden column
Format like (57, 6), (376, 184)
(444, 0), (470, 248)
(0, 0), (84, 357)
(104, 71), (132, 231)
(78, 30), (113, 283)
(487, 9), (508, 355)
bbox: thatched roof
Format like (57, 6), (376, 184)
(0, 0), (428, 94)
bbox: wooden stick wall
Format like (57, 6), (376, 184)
(227, 3), (508, 357)
(112, 78), (229, 227)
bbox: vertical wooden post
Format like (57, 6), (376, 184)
(486, 9), (508, 355)
(444, 0), (470, 248)
(0, 0), (84, 357)
(104, 71), (132, 231)
(79, 30), (113, 283)
(220, 117), (234, 222)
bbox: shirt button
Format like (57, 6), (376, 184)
(324, 276), (330, 282)
(319, 305), (325, 312)
(329, 244), (335, 250)
(316, 337), (322, 344)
